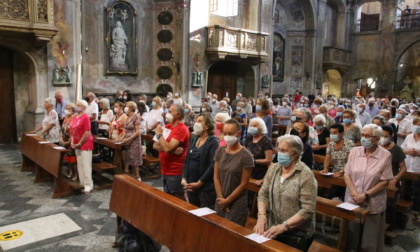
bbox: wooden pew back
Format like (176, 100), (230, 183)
(110, 175), (299, 252)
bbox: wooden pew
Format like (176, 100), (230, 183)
(92, 136), (122, 189)
(140, 134), (161, 180)
(247, 179), (369, 252)
(19, 133), (83, 198)
(109, 175), (300, 252)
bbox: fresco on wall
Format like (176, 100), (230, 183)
(291, 46), (303, 67)
(105, 1), (137, 75)
(273, 33), (284, 81)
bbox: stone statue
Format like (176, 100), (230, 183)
(110, 21), (128, 70)
(192, 72), (202, 87)
(400, 77), (414, 101)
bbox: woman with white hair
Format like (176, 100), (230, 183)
(244, 117), (273, 184)
(98, 98), (113, 137)
(70, 100), (94, 193)
(215, 112), (231, 146)
(344, 124), (393, 251)
(254, 135), (317, 251)
(28, 97), (60, 144)
(312, 114), (330, 156)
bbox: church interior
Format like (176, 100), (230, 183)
(1, 0), (420, 251)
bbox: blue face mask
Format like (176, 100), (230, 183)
(184, 109), (189, 114)
(248, 127), (258, 136)
(303, 104), (309, 107)
(361, 137), (373, 149)
(337, 112), (343, 117)
(413, 125), (420, 134)
(236, 107), (242, 111)
(291, 116), (297, 122)
(256, 105), (262, 112)
(330, 134), (339, 142)
(316, 125), (324, 130)
(151, 101), (156, 107)
(358, 107), (363, 113)
(277, 152), (292, 167)
(396, 114), (403, 120)
(343, 118), (352, 125)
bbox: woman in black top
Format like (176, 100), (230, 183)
(182, 114), (219, 209)
(290, 121), (313, 168)
(312, 114), (330, 156)
(244, 117), (273, 185)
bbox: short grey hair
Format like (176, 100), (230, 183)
(362, 123), (382, 138)
(99, 98), (110, 109)
(77, 99), (89, 108)
(313, 114), (326, 125)
(277, 135), (303, 161)
(219, 100), (227, 106)
(172, 104), (185, 119)
(44, 97), (55, 105)
(215, 112), (231, 123)
(372, 115), (387, 125)
(249, 117), (267, 134)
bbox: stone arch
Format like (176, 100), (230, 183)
(323, 69), (342, 97)
(394, 38), (420, 69)
(0, 39), (48, 135)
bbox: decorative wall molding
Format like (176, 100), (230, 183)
(0, 0), (57, 45)
(323, 46), (352, 72)
(206, 25), (269, 65)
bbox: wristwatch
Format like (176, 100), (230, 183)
(156, 134), (162, 140)
(365, 192), (370, 201)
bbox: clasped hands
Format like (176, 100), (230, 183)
(351, 191), (367, 204)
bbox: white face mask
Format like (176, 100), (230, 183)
(114, 107), (119, 113)
(64, 110), (72, 116)
(139, 100), (145, 104)
(193, 123), (204, 134)
(165, 113), (174, 123)
(202, 108), (206, 112)
(282, 102), (288, 106)
(224, 135), (238, 146)
(124, 107), (129, 113)
(174, 93), (180, 97)
(380, 137), (391, 146)
(123, 96), (128, 100)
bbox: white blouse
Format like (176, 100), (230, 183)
(98, 109), (114, 130)
(401, 133), (420, 172)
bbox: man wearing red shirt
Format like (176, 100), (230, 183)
(154, 104), (190, 198)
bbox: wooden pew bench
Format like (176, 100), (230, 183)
(93, 136), (123, 189)
(19, 133), (83, 198)
(140, 134), (161, 180)
(109, 175), (299, 252)
(247, 179), (369, 252)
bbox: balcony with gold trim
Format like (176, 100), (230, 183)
(323, 46), (352, 72)
(0, 0), (58, 45)
(206, 25), (269, 65)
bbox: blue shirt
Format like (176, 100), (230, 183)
(277, 106), (292, 126)
(55, 100), (67, 118)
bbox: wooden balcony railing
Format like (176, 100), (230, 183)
(206, 25), (269, 64)
(323, 47), (352, 70)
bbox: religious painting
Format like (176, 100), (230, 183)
(53, 65), (72, 86)
(291, 77), (303, 90)
(291, 46), (303, 67)
(272, 33), (284, 81)
(105, 1), (137, 75)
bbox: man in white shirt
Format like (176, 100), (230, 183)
(146, 96), (164, 133)
(357, 103), (371, 127)
(209, 94), (220, 117)
(389, 108), (413, 146)
(85, 92), (99, 135)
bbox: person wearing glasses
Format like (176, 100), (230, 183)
(343, 124), (393, 251)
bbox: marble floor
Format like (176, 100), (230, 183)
(0, 144), (419, 251)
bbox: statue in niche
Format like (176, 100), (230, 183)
(53, 65), (71, 85)
(400, 76), (414, 100)
(110, 21), (128, 70)
(121, 9), (128, 23)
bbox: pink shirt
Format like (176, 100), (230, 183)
(70, 113), (94, 151)
(344, 146), (393, 214)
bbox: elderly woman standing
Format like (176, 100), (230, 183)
(29, 98), (60, 144)
(183, 103), (197, 132)
(342, 109), (361, 146)
(182, 114), (219, 208)
(344, 124), (393, 251)
(70, 100), (94, 193)
(61, 103), (77, 180)
(214, 119), (255, 226)
(245, 117), (273, 184)
(251, 98), (273, 138)
(109, 101), (127, 140)
(254, 135), (317, 251)
(312, 114), (330, 156)
(98, 98), (114, 137)
(118, 101), (143, 181)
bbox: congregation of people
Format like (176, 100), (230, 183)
(28, 89), (420, 251)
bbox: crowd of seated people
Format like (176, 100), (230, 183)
(29, 89), (420, 251)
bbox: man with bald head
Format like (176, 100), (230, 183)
(85, 92), (99, 135)
(54, 91), (67, 125)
